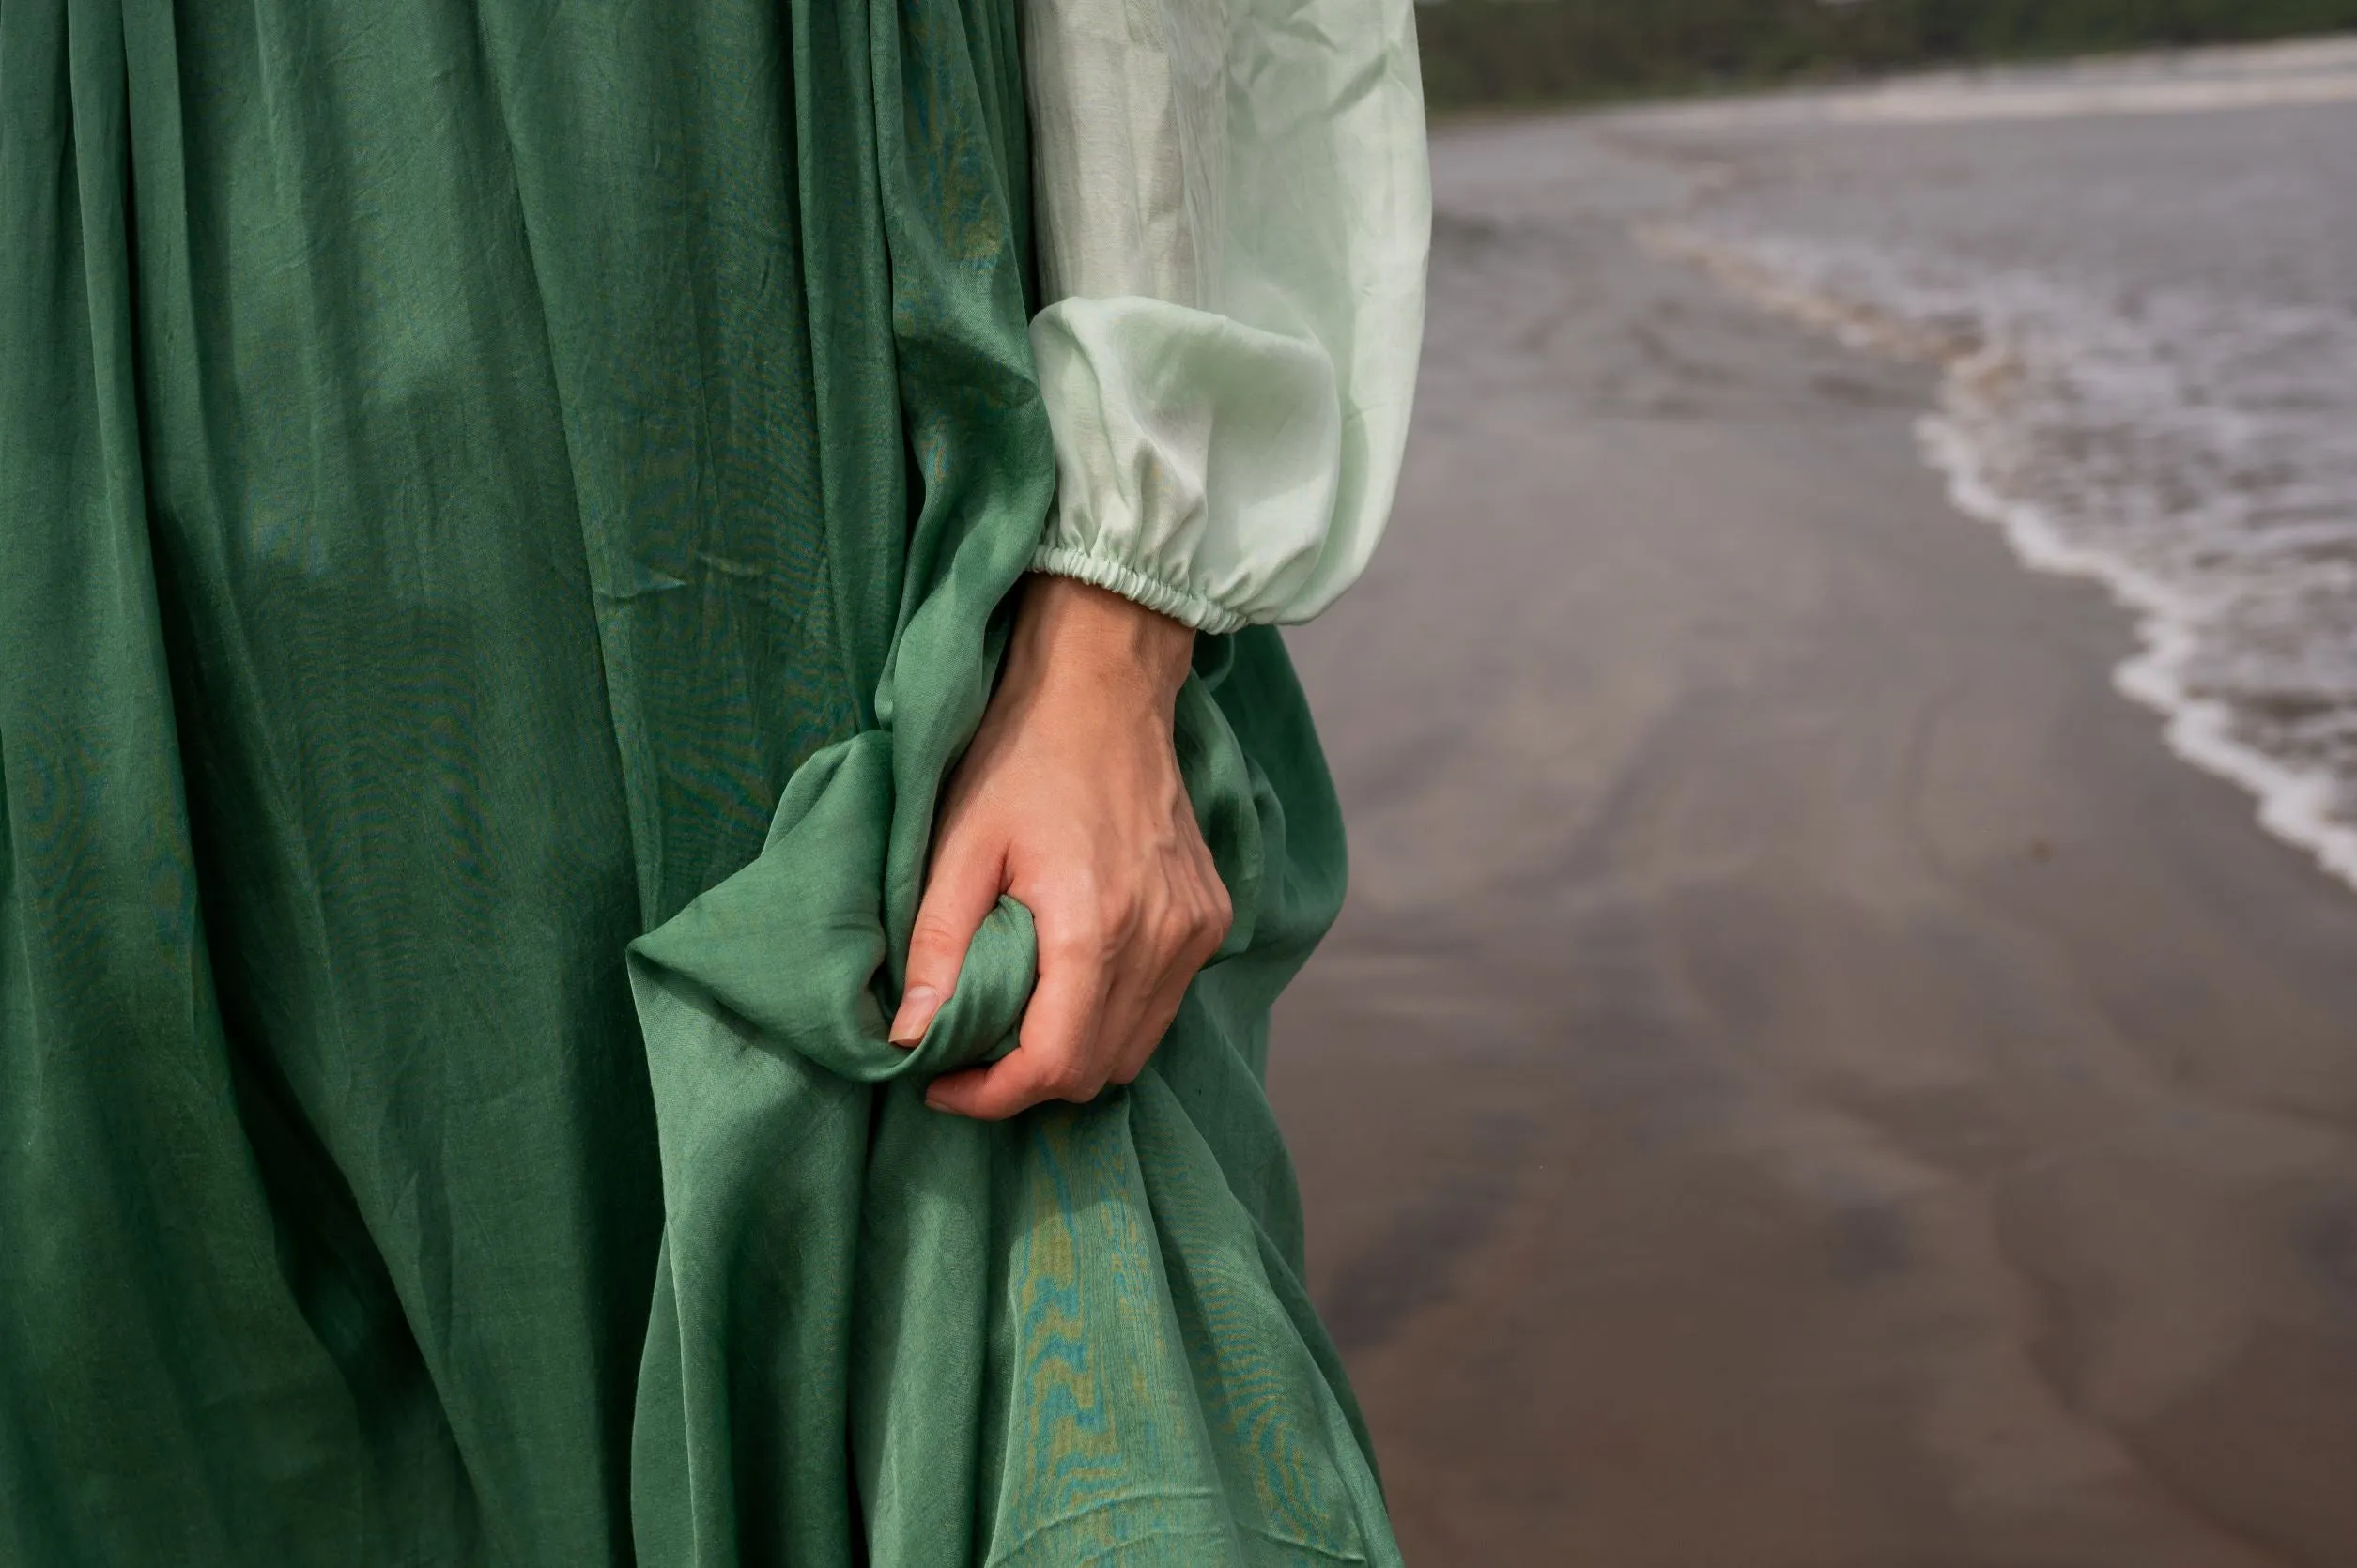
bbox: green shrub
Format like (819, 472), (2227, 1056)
(1413, 0), (2357, 111)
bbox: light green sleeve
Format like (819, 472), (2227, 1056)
(1019, 0), (1430, 633)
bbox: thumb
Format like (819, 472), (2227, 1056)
(891, 837), (1005, 1047)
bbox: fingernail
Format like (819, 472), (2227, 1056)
(889, 985), (941, 1047)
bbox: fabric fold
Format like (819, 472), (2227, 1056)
(619, 2), (1398, 1563)
(1, 0), (1398, 1561)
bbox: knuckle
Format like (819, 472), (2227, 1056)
(1040, 1056), (1101, 1101)
(1172, 889), (1225, 959)
(1044, 925), (1109, 965)
(1198, 915), (1231, 960)
(1054, 868), (1108, 920)
(967, 1078), (1029, 1121)
(908, 910), (965, 956)
(1101, 890), (1145, 944)
(1053, 899), (1134, 960)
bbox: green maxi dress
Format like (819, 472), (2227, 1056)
(0, 1), (1398, 1562)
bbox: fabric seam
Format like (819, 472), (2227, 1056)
(1031, 544), (1247, 634)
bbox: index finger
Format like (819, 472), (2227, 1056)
(923, 963), (1106, 1121)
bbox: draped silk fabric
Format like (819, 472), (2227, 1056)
(0, 1), (1397, 1563)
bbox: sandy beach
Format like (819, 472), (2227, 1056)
(1269, 90), (2357, 1567)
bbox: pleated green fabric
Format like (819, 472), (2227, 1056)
(0, 1), (1396, 1563)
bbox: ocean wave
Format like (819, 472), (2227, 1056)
(1640, 35), (2357, 131)
(1642, 222), (2357, 892)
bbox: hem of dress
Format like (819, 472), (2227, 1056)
(1030, 545), (1249, 635)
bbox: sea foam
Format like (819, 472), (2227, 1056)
(1644, 223), (2357, 893)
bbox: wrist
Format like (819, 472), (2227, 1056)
(1008, 574), (1195, 712)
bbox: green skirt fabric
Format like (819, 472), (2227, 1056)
(0, 2), (1396, 1563)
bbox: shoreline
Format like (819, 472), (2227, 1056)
(1634, 218), (2357, 897)
(1922, 407), (2357, 896)
(1425, 30), (2357, 130)
(1271, 112), (2357, 1565)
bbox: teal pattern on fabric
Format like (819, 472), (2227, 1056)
(0, 0), (1398, 1562)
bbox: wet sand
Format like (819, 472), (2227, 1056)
(1268, 115), (2357, 1566)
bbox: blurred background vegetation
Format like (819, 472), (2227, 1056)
(1413, 0), (2357, 111)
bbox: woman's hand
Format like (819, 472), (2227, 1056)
(891, 575), (1232, 1119)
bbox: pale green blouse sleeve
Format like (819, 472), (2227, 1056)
(1019, 0), (1430, 634)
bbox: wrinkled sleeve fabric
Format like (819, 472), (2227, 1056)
(1020, 0), (1429, 634)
